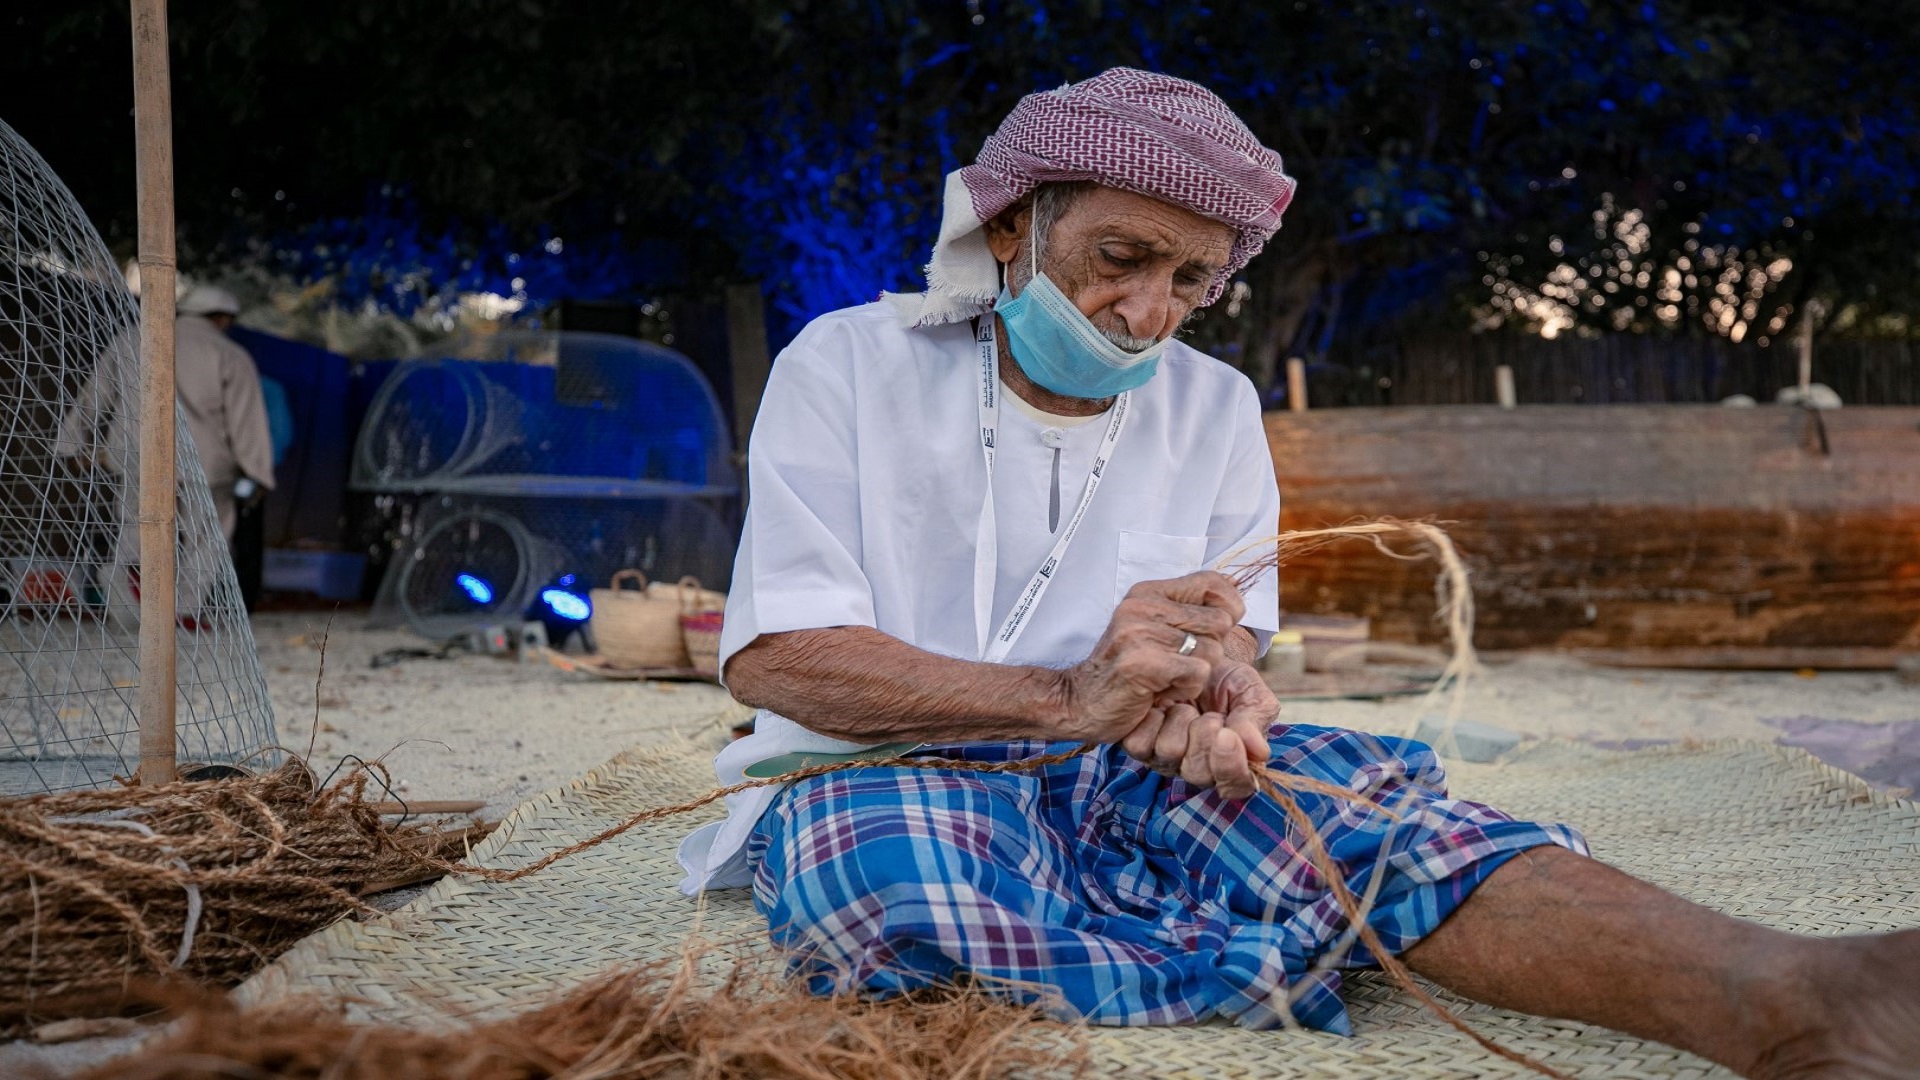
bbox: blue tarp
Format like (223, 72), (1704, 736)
(230, 327), (355, 548)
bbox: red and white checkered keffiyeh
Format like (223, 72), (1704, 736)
(895, 68), (1296, 328)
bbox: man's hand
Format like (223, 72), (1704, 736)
(1120, 660), (1277, 800)
(726, 571), (1273, 771)
(233, 476), (267, 508)
(1057, 571), (1246, 744)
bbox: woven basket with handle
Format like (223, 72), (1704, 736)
(589, 570), (691, 670)
(672, 576), (726, 676)
(647, 577), (725, 614)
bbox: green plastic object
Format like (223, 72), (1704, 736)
(740, 742), (923, 779)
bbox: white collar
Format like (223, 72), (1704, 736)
(997, 379), (1108, 429)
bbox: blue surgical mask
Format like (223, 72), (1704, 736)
(995, 272), (1167, 399)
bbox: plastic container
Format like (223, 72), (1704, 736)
(1280, 612), (1371, 672)
(1266, 629), (1307, 678)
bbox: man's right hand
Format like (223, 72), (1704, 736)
(1056, 571), (1245, 744)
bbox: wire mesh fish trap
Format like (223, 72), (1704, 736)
(355, 330), (741, 640)
(351, 331), (738, 501)
(0, 119), (276, 794)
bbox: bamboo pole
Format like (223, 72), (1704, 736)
(131, 0), (178, 786)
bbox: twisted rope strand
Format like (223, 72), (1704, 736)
(1250, 770), (1568, 1079)
(435, 745), (1398, 885)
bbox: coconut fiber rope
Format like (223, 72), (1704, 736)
(0, 761), (480, 1037)
(80, 948), (1091, 1080)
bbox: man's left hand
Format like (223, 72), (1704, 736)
(1120, 659), (1277, 800)
(233, 476), (267, 508)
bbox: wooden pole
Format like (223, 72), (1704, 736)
(723, 283), (772, 458)
(1796, 300), (1817, 399)
(1285, 357), (1308, 413)
(131, 0), (178, 786)
(1494, 365), (1517, 409)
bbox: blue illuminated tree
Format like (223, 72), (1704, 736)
(684, 0), (1918, 355)
(10, 0), (1916, 355)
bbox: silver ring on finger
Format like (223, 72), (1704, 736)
(1176, 631), (1198, 657)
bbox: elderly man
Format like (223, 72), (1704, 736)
(681, 70), (1918, 1078)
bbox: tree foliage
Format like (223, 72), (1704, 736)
(5, 1), (1915, 355)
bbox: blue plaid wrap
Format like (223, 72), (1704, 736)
(747, 723), (1587, 1033)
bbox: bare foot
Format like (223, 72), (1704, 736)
(1749, 929), (1920, 1079)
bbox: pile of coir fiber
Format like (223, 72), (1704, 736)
(0, 762), (481, 1037)
(83, 954), (1087, 1080)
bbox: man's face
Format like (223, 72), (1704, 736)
(992, 186), (1236, 348)
(208, 313), (235, 333)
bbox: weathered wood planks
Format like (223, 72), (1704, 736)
(1266, 405), (1920, 650)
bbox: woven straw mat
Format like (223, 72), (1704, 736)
(241, 720), (1920, 1079)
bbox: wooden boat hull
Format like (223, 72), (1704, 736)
(1265, 405), (1920, 650)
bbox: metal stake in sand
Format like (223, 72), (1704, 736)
(131, 0), (179, 786)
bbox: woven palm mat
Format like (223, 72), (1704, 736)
(238, 731), (1920, 1079)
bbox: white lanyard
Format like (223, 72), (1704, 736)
(971, 316), (1131, 663)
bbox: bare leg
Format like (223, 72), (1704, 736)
(1403, 845), (1920, 1079)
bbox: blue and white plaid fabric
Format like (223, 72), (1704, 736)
(747, 723), (1587, 1034)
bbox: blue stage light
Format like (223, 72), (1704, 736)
(456, 573), (495, 604)
(540, 588), (591, 621)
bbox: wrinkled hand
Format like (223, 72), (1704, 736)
(1120, 660), (1277, 800)
(1058, 571), (1245, 744)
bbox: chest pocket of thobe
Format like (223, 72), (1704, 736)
(1114, 530), (1210, 602)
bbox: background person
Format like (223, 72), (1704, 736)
(173, 285), (275, 540)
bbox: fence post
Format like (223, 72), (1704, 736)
(1286, 357), (1308, 413)
(724, 283), (771, 460)
(1796, 300), (1822, 399)
(1495, 365), (1517, 409)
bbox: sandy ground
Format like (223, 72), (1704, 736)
(263, 618), (1914, 805)
(1292, 652), (1919, 793)
(217, 613), (1920, 811)
(247, 611), (745, 816)
(1302, 651), (1915, 743)
(5, 613), (1914, 1075)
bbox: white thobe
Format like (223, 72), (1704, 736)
(677, 301), (1282, 892)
